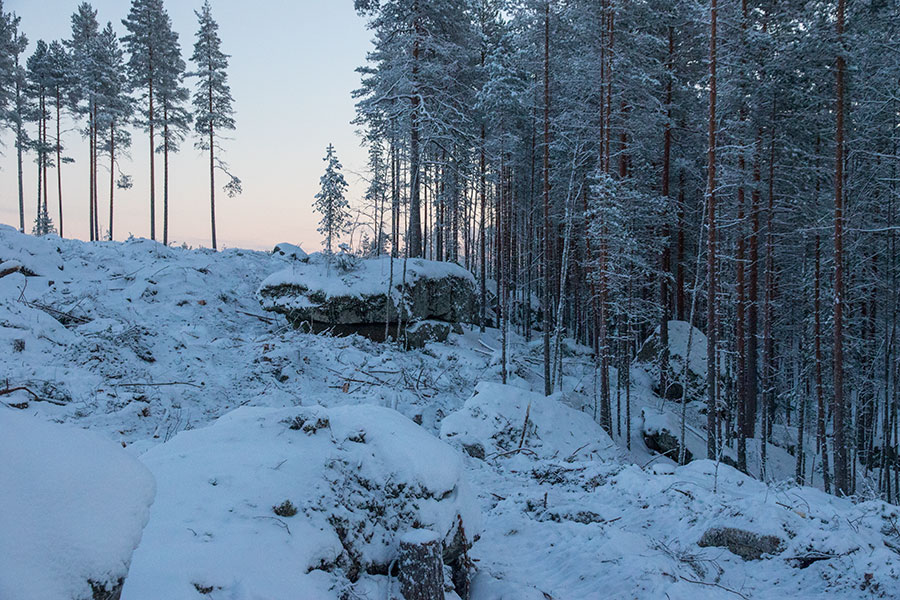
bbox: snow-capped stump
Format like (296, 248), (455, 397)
(257, 255), (476, 343)
(272, 242), (309, 262)
(0, 409), (155, 600)
(397, 529), (444, 600)
(636, 320), (709, 402)
(123, 405), (479, 600)
(640, 408), (693, 464)
(441, 382), (612, 462)
(698, 526), (785, 561)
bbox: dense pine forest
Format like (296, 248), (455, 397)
(2, 0), (900, 503)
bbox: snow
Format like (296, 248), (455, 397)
(272, 241), (309, 261)
(441, 381), (613, 461)
(2, 225), (899, 600)
(260, 253), (475, 303)
(123, 404), (477, 600)
(0, 408), (155, 600)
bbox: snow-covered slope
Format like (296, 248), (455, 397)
(0, 409), (155, 600)
(2, 226), (898, 599)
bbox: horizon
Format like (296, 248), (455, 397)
(0, 0), (372, 252)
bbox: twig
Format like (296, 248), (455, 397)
(237, 310), (275, 324)
(678, 576), (748, 599)
(116, 381), (202, 389)
(489, 447), (538, 459)
(254, 515), (291, 535)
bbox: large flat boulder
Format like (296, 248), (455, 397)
(258, 256), (476, 339)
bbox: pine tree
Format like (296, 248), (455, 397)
(45, 41), (73, 237)
(155, 11), (189, 246)
(2, 8), (28, 233)
(27, 40), (53, 236)
(66, 2), (101, 240)
(314, 143), (350, 255)
(122, 0), (168, 241)
(189, 0), (239, 251)
(95, 23), (133, 241)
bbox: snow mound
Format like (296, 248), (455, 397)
(124, 404), (479, 600)
(440, 382), (613, 462)
(0, 408), (155, 600)
(272, 242), (309, 261)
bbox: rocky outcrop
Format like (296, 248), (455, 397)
(124, 405), (480, 599)
(637, 320), (709, 403)
(258, 256), (476, 345)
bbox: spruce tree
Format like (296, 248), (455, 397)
(314, 143), (350, 255)
(189, 0), (239, 251)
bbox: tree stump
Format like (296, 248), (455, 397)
(398, 529), (444, 600)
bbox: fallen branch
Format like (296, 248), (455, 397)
(116, 381), (203, 389)
(678, 576), (748, 599)
(0, 386), (66, 406)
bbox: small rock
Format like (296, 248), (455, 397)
(698, 526), (784, 560)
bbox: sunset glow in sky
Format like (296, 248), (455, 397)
(1, 0), (371, 251)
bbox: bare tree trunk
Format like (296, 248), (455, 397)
(407, 1), (423, 258)
(56, 86), (64, 237)
(833, 0), (849, 496)
(542, 0), (553, 397)
(149, 65), (156, 242)
(163, 102), (169, 246)
(109, 122), (115, 240)
(705, 0), (719, 460)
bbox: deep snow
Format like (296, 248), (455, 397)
(2, 225), (899, 599)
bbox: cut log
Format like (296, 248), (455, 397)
(398, 529), (443, 600)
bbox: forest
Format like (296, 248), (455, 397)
(348, 0), (900, 501)
(0, 0), (898, 507)
(4, 1), (900, 598)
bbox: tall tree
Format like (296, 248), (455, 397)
(122, 0), (168, 241)
(189, 0), (240, 251)
(832, 0), (849, 496)
(95, 23), (133, 241)
(67, 2), (101, 240)
(155, 11), (189, 246)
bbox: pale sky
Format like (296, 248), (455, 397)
(1, 0), (372, 251)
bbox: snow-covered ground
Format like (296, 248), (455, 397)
(2, 225), (899, 599)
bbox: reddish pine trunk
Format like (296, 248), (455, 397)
(542, 1), (552, 397)
(705, 0), (719, 460)
(56, 86), (63, 237)
(109, 122), (115, 240)
(833, 0), (849, 495)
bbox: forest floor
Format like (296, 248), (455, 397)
(1, 224), (899, 600)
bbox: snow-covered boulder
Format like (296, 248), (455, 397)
(272, 242), (309, 262)
(637, 320), (708, 402)
(640, 408), (693, 464)
(440, 382), (612, 461)
(258, 256), (476, 341)
(0, 408), (155, 600)
(123, 404), (479, 600)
